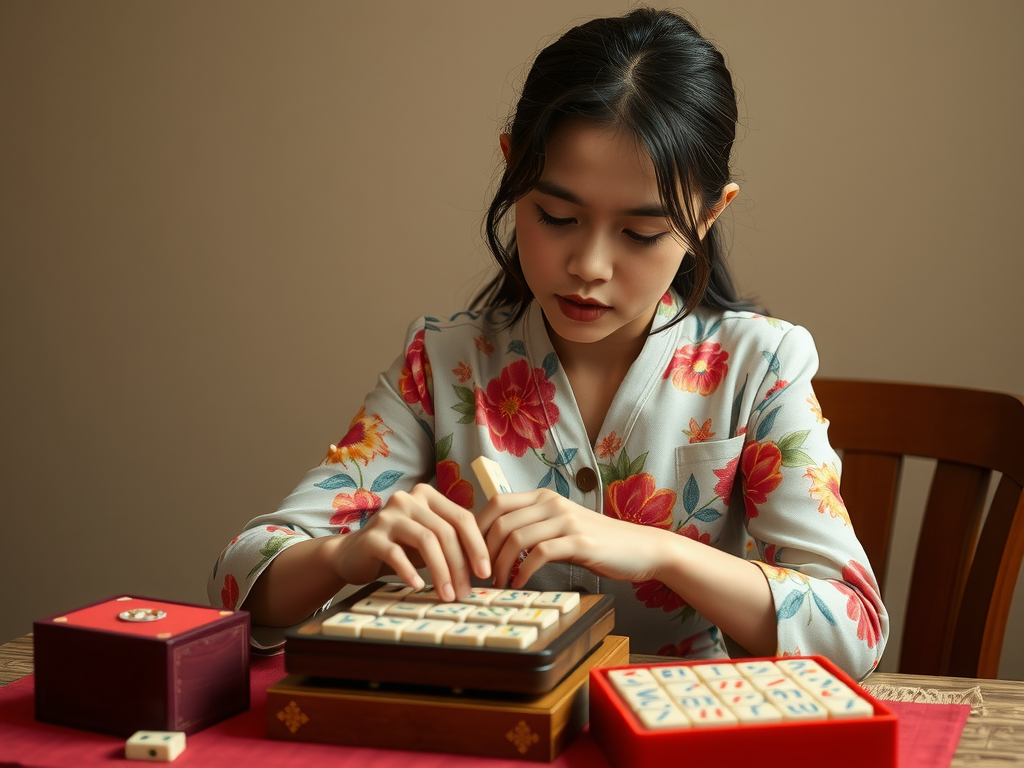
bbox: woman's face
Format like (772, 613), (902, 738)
(510, 119), (705, 359)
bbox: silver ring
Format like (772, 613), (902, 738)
(118, 608), (167, 622)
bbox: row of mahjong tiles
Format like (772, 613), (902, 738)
(607, 659), (874, 730)
(320, 583), (583, 649)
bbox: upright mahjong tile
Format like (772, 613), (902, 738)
(360, 616), (413, 641)
(400, 619), (457, 644)
(404, 584), (442, 602)
(532, 591), (581, 613)
(441, 622), (495, 647)
(467, 605), (517, 624)
(371, 583), (414, 600)
(820, 695), (875, 718)
(484, 624), (539, 649)
(349, 598), (400, 616)
(384, 601), (430, 619)
(692, 663), (741, 681)
(681, 705), (738, 728)
(735, 660), (781, 677)
(638, 704), (691, 730)
(424, 603), (474, 622)
(321, 612), (375, 638)
(509, 607), (559, 629)
(729, 702), (783, 724)
(650, 665), (699, 685)
(493, 590), (541, 608)
(461, 587), (504, 605)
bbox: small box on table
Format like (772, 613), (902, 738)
(589, 655), (897, 768)
(267, 633), (629, 762)
(34, 595), (250, 737)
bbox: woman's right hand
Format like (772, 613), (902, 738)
(331, 483), (492, 602)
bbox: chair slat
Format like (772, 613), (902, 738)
(897, 462), (989, 675)
(836, 451), (901, 590)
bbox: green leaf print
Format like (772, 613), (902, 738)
(370, 470), (405, 493)
(812, 592), (838, 626)
(507, 340), (527, 357)
(776, 589), (807, 620)
(682, 474), (699, 515)
(762, 351), (781, 376)
(435, 433), (453, 463)
(451, 385), (476, 425)
(542, 352), (558, 380)
(755, 406), (782, 441)
(247, 534), (292, 580)
(314, 474), (358, 491)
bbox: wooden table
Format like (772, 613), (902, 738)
(3, 634), (1022, 765)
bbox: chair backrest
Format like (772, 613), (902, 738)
(812, 378), (1024, 679)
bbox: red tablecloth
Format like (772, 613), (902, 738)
(0, 656), (968, 768)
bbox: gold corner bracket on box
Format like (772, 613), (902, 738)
(266, 634), (629, 761)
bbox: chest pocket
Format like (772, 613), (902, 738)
(673, 435), (745, 544)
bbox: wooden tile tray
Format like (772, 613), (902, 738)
(284, 582), (614, 694)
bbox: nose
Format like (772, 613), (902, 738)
(566, 232), (613, 283)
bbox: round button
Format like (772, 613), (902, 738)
(575, 467), (599, 493)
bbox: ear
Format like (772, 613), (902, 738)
(499, 133), (511, 164)
(699, 183), (739, 238)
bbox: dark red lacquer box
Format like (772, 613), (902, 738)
(34, 595), (250, 737)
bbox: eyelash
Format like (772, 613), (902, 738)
(535, 205), (665, 247)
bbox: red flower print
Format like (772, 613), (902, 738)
(740, 441), (783, 519)
(764, 380), (789, 399)
(221, 574), (238, 611)
(325, 407), (392, 467)
(436, 459), (474, 508)
(663, 342), (729, 396)
(398, 329), (434, 415)
(474, 335), (495, 355)
(764, 543), (780, 565)
(805, 462), (851, 525)
(632, 579), (687, 612)
(596, 431), (623, 458)
(831, 561), (883, 649)
(713, 455), (739, 505)
(682, 418), (716, 443)
(604, 473), (676, 528)
(475, 359), (559, 457)
(452, 361), (472, 383)
(330, 488), (383, 528)
(265, 526), (298, 535)
(678, 524), (711, 546)
(658, 636), (699, 657)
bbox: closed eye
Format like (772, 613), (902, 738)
(535, 204), (576, 227)
(624, 229), (667, 246)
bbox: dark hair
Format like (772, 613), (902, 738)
(473, 7), (752, 329)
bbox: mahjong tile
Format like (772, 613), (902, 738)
(638, 705), (691, 729)
(798, 674), (855, 697)
(729, 702), (783, 724)
(509, 607), (559, 628)
(532, 591), (581, 613)
(607, 668), (656, 692)
(461, 588), (504, 605)
(707, 677), (754, 695)
(650, 665), (699, 685)
(765, 687), (814, 706)
(467, 605), (518, 624)
(664, 680), (711, 698)
(776, 700), (828, 721)
(441, 622), (495, 647)
(404, 585), (443, 602)
(735, 661), (781, 677)
(750, 675), (800, 693)
(719, 691), (766, 707)
(693, 663), (741, 681)
(484, 624), (539, 649)
(384, 602), (430, 619)
(321, 612), (375, 638)
(371, 583), (414, 600)
(777, 659), (825, 677)
(361, 616), (413, 641)
(821, 695), (874, 718)
(424, 603), (474, 622)
(675, 694), (721, 710)
(494, 590), (542, 608)
(621, 685), (672, 705)
(349, 598), (400, 616)
(682, 705), (738, 727)
(400, 619), (457, 644)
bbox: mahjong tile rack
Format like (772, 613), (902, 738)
(589, 656), (897, 768)
(285, 581), (615, 694)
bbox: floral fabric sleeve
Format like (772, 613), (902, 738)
(740, 325), (888, 679)
(206, 319), (438, 643)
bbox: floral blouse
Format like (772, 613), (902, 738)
(208, 291), (889, 680)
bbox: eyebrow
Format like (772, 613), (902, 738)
(532, 179), (669, 218)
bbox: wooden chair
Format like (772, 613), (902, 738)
(812, 378), (1024, 679)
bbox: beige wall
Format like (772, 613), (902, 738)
(2, 1), (1022, 677)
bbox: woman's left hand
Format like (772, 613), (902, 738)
(475, 488), (672, 588)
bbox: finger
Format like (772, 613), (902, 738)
(414, 485), (492, 584)
(511, 538), (578, 587)
(476, 491), (544, 538)
(491, 516), (566, 587)
(383, 514), (458, 600)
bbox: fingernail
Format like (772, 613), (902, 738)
(477, 558), (492, 579)
(441, 583), (456, 602)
